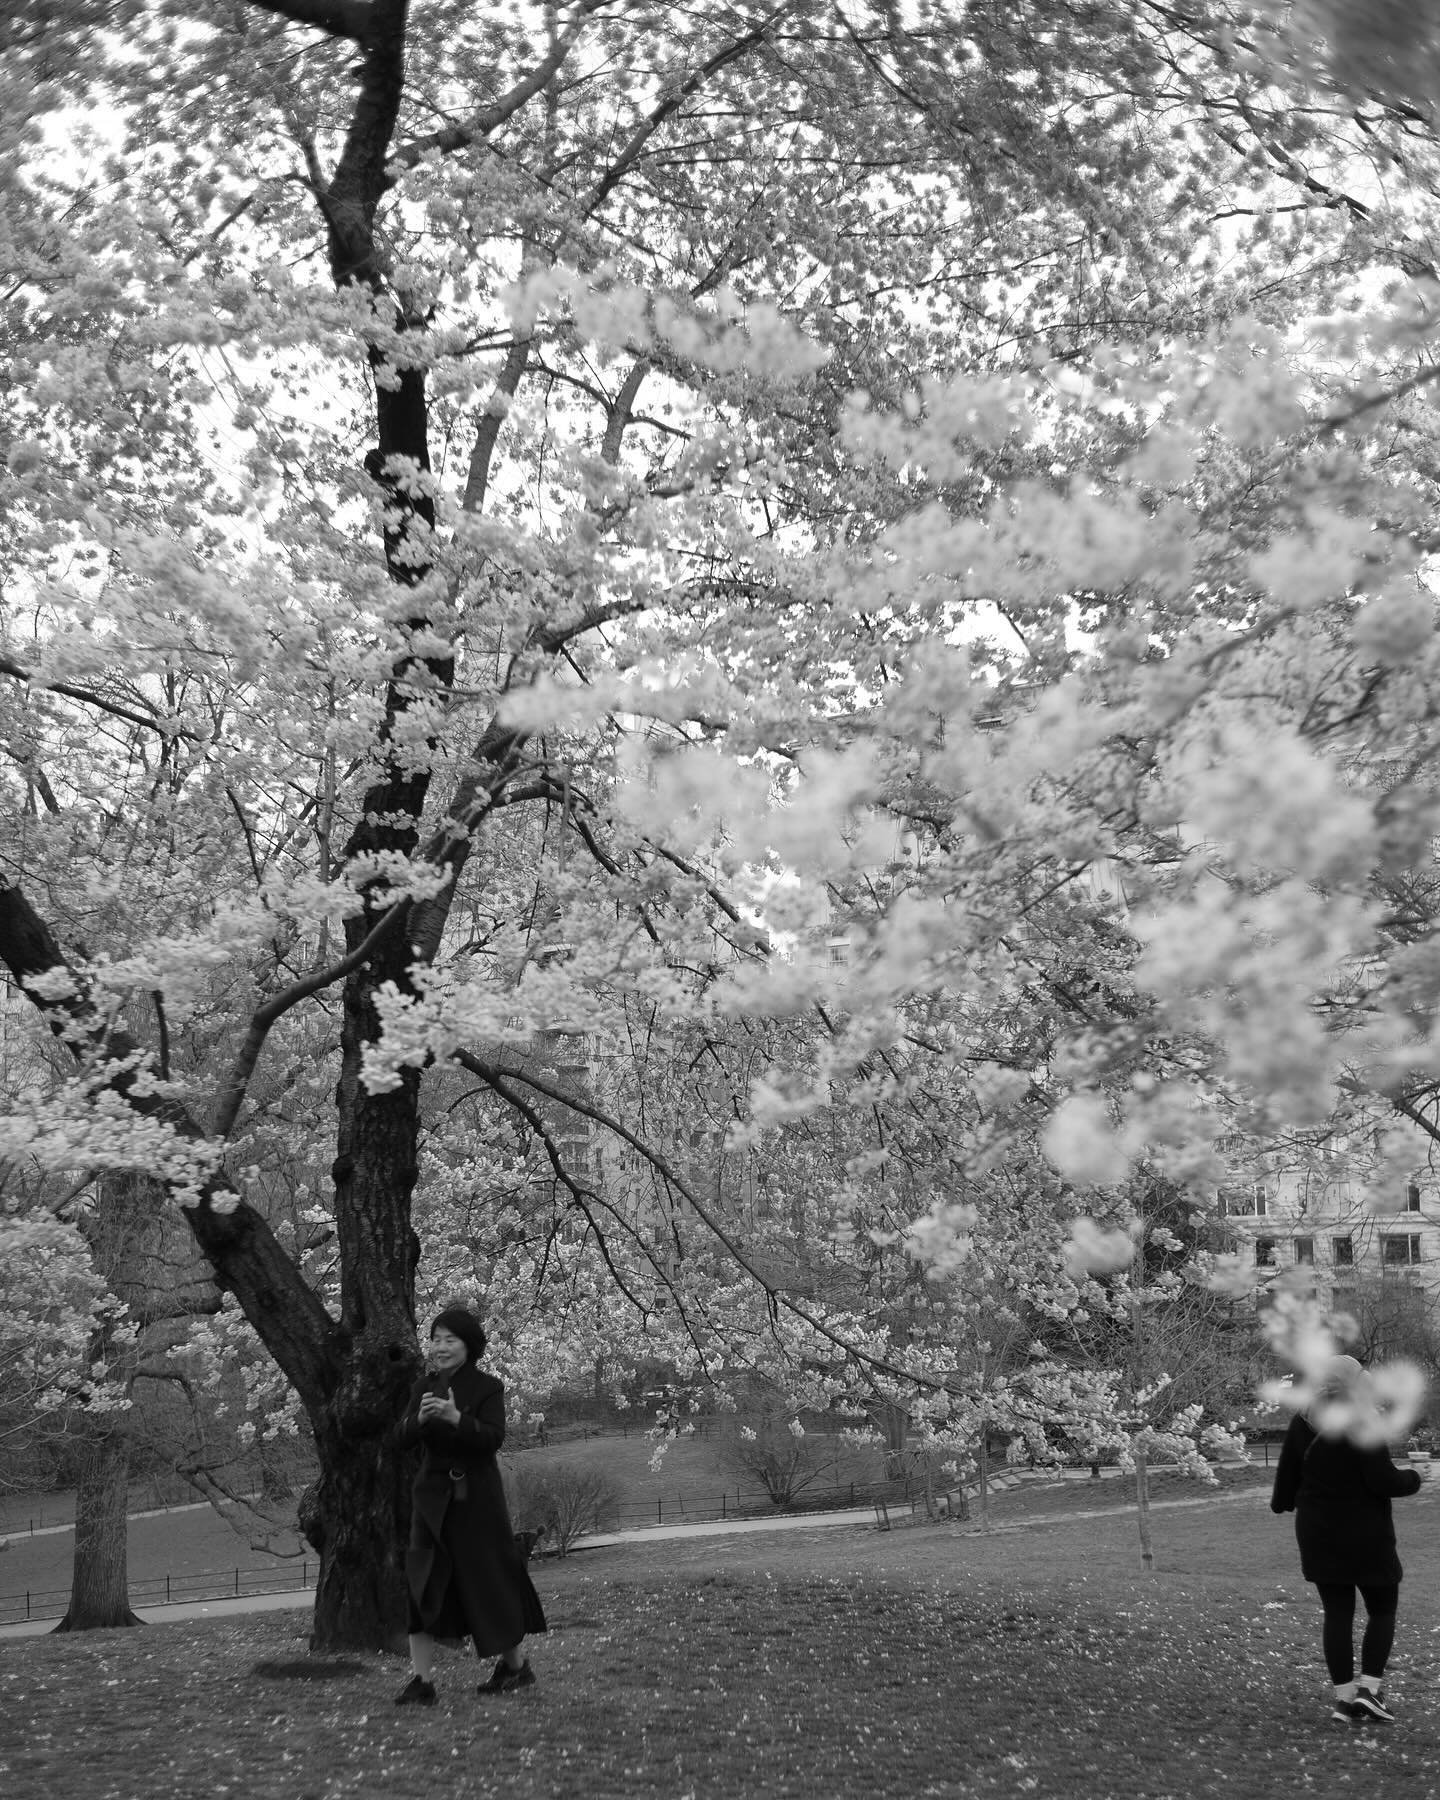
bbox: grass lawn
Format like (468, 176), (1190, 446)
(505, 1421), (892, 1523)
(0, 1427), (891, 1621)
(5, 1473), (1440, 1800)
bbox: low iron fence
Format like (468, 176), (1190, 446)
(0, 1561), (319, 1626)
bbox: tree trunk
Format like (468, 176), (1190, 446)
(871, 1399), (908, 1480)
(315, 962), (425, 1644)
(54, 1426), (141, 1631)
(309, 1411), (414, 1653)
(53, 1172), (162, 1633)
(977, 1432), (991, 1532)
(1134, 1448), (1155, 1571)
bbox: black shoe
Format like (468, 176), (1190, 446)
(478, 1658), (535, 1695)
(395, 1674), (437, 1706)
(1354, 1687), (1394, 1723)
(1331, 1699), (1365, 1724)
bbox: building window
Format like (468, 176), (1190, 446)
(1255, 1238), (1277, 1267)
(1294, 1238), (1315, 1265)
(1332, 1236), (1354, 1267)
(1406, 1184), (1422, 1214)
(1383, 1234), (1424, 1267)
(1219, 1185), (1267, 1218)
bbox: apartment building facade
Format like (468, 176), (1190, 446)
(1219, 1155), (1440, 1346)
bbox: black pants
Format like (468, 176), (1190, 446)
(1315, 1582), (1399, 1684)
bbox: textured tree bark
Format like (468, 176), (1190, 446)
(300, 0), (453, 1647)
(307, 1415), (415, 1654)
(53, 1426), (141, 1632)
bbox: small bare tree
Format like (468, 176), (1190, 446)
(505, 1459), (621, 1557)
(718, 1415), (838, 1507)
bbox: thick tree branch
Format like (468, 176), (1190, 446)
(462, 336), (534, 513)
(600, 357), (650, 464)
(0, 879), (341, 1405)
(244, 0), (371, 42)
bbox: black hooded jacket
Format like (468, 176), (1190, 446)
(1271, 1413), (1421, 1586)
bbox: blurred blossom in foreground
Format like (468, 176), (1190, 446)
(1062, 1216), (1137, 1278)
(1203, 1252), (1262, 1298)
(1260, 1288), (1426, 1448)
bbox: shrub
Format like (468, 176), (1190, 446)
(717, 1416), (838, 1507)
(506, 1460), (620, 1556)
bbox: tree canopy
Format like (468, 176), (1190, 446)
(5, 0), (1440, 1644)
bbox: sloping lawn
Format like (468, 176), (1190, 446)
(5, 1482), (1440, 1800)
(0, 1424), (892, 1621)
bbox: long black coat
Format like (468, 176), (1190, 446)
(1270, 1413), (1421, 1586)
(397, 1362), (547, 1654)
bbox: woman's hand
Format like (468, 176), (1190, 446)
(419, 1393), (461, 1427)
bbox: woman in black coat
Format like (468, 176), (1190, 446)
(1270, 1353), (1422, 1725)
(393, 1308), (547, 1705)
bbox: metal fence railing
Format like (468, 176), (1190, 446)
(591, 1476), (913, 1530)
(0, 1561), (318, 1627)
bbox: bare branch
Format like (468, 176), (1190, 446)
(227, 787), (264, 885)
(386, 1), (612, 181)
(1316, 360), (1440, 437)
(582, 5), (791, 219)
(4, 742), (61, 814)
(210, 898), (409, 1139)
(453, 1050), (952, 1393)
(467, 1067), (657, 1317)
(0, 654), (198, 741)
(1388, 1087), (1440, 1148)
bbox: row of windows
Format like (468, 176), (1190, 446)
(1254, 1234), (1425, 1267)
(1222, 1184), (1426, 1219)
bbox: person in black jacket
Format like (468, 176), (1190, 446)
(393, 1307), (547, 1705)
(1270, 1353), (1422, 1725)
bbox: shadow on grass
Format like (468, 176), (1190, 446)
(252, 1658), (367, 1680)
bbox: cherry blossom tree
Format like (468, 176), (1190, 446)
(7, 0), (1440, 1649)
